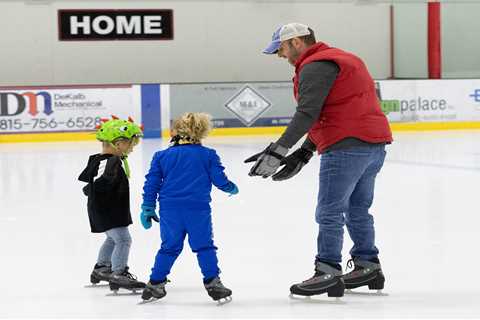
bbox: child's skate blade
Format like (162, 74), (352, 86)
(216, 296), (232, 306)
(106, 288), (142, 296)
(84, 283), (109, 288)
(137, 298), (161, 305)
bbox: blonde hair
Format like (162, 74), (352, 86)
(172, 112), (212, 144)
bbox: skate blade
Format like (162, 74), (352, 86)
(137, 298), (160, 305)
(289, 293), (344, 304)
(216, 296), (232, 306)
(84, 283), (109, 288)
(106, 289), (143, 296)
(345, 289), (389, 296)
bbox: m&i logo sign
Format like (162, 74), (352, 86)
(224, 85), (271, 127)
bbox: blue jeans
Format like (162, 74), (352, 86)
(97, 227), (132, 273)
(150, 207), (219, 283)
(315, 145), (386, 264)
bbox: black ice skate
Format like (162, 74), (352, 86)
(289, 261), (345, 299)
(138, 280), (168, 304)
(343, 258), (386, 295)
(107, 267), (146, 296)
(204, 277), (232, 305)
(85, 264), (112, 288)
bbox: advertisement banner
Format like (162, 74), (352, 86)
(169, 82), (295, 128)
(376, 79), (480, 123)
(3, 79), (480, 140)
(0, 86), (140, 134)
(169, 80), (480, 129)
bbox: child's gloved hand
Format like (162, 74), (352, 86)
(82, 184), (90, 196)
(140, 205), (159, 229)
(227, 183), (239, 197)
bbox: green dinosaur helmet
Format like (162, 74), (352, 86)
(96, 116), (143, 143)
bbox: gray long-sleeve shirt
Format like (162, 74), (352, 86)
(276, 60), (379, 152)
(276, 60), (338, 150)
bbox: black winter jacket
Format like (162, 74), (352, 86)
(78, 153), (132, 233)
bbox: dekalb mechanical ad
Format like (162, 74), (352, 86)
(0, 86), (140, 134)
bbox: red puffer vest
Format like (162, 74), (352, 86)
(293, 42), (392, 152)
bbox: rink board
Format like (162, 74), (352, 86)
(1, 79), (480, 142)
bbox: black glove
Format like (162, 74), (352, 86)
(271, 147), (313, 181)
(244, 142), (288, 178)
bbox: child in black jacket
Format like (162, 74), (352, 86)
(79, 117), (145, 292)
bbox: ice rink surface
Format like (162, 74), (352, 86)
(1, 131), (480, 319)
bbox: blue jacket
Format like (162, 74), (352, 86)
(143, 144), (236, 209)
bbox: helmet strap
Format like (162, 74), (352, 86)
(122, 157), (131, 179)
(109, 141), (131, 178)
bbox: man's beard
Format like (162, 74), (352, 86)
(288, 43), (300, 65)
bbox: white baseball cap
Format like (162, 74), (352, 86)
(263, 23), (311, 54)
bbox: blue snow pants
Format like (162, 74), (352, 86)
(149, 206), (220, 282)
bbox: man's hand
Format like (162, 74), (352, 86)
(244, 143), (288, 178)
(272, 147), (313, 181)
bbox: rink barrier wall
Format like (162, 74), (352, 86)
(2, 79), (480, 143)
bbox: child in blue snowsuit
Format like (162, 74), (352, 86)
(139, 112), (238, 303)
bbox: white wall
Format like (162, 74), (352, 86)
(0, 1), (391, 85)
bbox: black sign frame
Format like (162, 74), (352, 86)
(58, 9), (174, 41)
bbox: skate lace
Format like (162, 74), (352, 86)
(123, 270), (138, 280)
(303, 270), (325, 283)
(213, 279), (224, 289)
(346, 259), (354, 271)
(206, 278), (225, 289)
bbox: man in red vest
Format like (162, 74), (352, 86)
(245, 23), (392, 298)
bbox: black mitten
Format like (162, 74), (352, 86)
(272, 147), (313, 181)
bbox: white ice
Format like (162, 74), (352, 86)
(1, 131), (480, 319)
